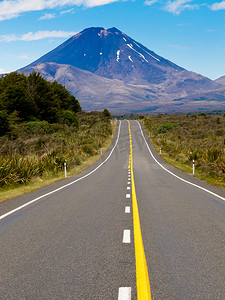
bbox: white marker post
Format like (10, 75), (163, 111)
(160, 147), (162, 155)
(64, 162), (67, 178)
(193, 160), (195, 175)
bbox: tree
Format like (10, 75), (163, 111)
(0, 111), (10, 136)
(103, 108), (112, 119)
(0, 71), (82, 123)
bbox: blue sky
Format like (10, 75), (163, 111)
(0, 0), (224, 80)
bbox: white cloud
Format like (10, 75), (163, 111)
(39, 12), (55, 20)
(144, 0), (200, 14)
(145, 0), (159, 6)
(165, 0), (199, 15)
(60, 8), (75, 15)
(84, 0), (119, 7)
(0, 67), (7, 74)
(0, 0), (120, 21)
(0, 30), (76, 42)
(211, 1), (225, 10)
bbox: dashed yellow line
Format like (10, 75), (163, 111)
(128, 120), (151, 300)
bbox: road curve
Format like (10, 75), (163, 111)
(1, 120), (225, 299)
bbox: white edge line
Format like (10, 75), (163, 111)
(0, 121), (122, 222)
(137, 120), (225, 202)
(118, 287), (131, 300)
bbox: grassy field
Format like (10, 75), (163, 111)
(140, 114), (225, 188)
(0, 111), (115, 202)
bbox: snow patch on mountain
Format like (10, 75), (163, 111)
(116, 50), (120, 62)
(133, 41), (141, 48)
(127, 44), (148, 63)
(143, 48), (160, 62)
(128, 56), (133, 62)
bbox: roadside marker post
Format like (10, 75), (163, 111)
(193, 160), (195, 175)
(160, 147), (162, 155)
(101, 148), (103, 155)
(64, 162), (67, 178)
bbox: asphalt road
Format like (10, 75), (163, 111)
(1, 120), (225, 299)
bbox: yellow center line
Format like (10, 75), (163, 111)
(128, 120), (152, 300)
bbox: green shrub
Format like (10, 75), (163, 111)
(81, 144), (95, 156)
(57, 110), (79, 127)
(206, 147), (222, 163)
(157, 123), (179, 133)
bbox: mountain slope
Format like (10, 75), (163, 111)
(30, 27), (184, 85)
(20, 62), (163, 112)
(21, 62), (225, 113)
(21, 27), (224, 112)
(215, 76), (225, 86)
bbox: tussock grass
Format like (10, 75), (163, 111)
(0, 111), (114, 201)
(142, 114), (225, 188)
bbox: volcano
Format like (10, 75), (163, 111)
(20, 27), (225, 113)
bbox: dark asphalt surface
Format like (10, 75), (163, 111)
(1, 120), (225, 299)
(132, 121), (225, 300)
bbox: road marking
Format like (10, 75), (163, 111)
(125, 206), (131, 213)
(128, 120), (151, 300)
(118, 287), (131, 300)
(126, 194), (131, 199)
(123, 229), (131, 243)
(137, 121), (225, 202)
(0, 122), (122, 222)
(127, 187), (131, 190)
(128, 182), (131, 185)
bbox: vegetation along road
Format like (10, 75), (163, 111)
(1, 120), (225, 299)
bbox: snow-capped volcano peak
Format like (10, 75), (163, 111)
(29, 27), (184, 85)
(22, 26), (224, 113)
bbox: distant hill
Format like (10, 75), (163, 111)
(171, 87), (225, 113)
(215, 76), (225, 86)
(20, 27), (225, 113)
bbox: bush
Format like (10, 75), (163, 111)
(81, 144), (95, 156)
(58, 110), (79, 127)
(157, 123), (179, 133)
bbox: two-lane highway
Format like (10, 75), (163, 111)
(1, 120), (225, 299)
